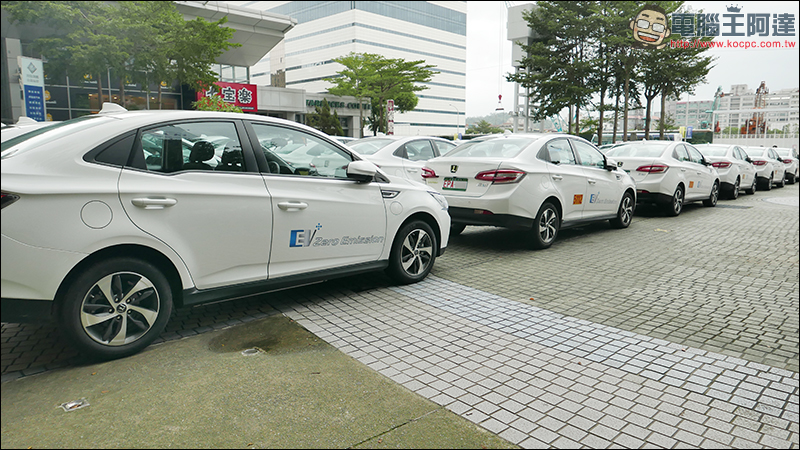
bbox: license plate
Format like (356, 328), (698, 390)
(443, 177), (468, 191)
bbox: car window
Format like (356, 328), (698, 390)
(349, 138), (393, 155)
(250, 123), (352, 178)
(433, 140), (456, 156)
(769, 149), (780, 160)
(571, 139), (605, 168)
(445, 138), (528, 158)
(686, 145), (705, 164)
(404, 140), (435, 161)
(545, 139), (577, 165)
(138, 121), (245, 173)
(674, 144), (690, 162)
(733, 147), (746, 161)
(605, 143), (670, 158)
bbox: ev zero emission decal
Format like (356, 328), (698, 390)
(290, 223), (384, 248)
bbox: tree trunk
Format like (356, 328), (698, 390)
(659, 88), (667, 139)
(613, 91), (620, 142)
(119, 77), (126, 107)
(644, 95), (654, 140)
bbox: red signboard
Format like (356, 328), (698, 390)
(196, 81), (258, 111)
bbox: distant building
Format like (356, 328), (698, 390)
(666, 84), (800, 133)
(228, 1), (467, 136)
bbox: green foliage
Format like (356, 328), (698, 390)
(306, 99), (344, 136)
(466, 120), (503, 135)
(1, 0), (241, 108)
(192, 95), (243, 112)
(327, 53), (436, 135)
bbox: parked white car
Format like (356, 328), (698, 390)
(422, 133), (637, 249)
(694, 143), (758, 198)
(773, 147), (799, 184)
(1, 105), (450, 360)
(348, 136), (457, 183)
(1, 116), (61, 143)
(605, 141), (720, 216)
(742, 146), (787, 190)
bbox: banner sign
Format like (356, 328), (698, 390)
(19, 56), (47, 122)
(196, 81), (258, 111)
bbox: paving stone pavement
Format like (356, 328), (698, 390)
(2, 183), (798, 448)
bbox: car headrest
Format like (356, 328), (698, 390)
(190, 141), (215, 162)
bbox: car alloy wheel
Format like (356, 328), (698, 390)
(765, 174), (773, 190)
(666, 185), (684, 216)
(777, 173), (785, 188)
(731, 177), (740, 199)
(703, 181), (719, 207)
(610, 191), (634, 229)
(745, 177), (757, 195)
(59, 257), (173, 360)
(530, 201), (559, 249)
(386, 220), (436, 284)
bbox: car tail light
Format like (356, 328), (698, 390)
(752, 160), (767, 166)
(783, 158), (793, 164)
(636, 164), (669, 173)
(711, 161), (731, 168)
(421, 167), (437, 178)
(475, 169), (526, 184)
(1, 191), (20, 209)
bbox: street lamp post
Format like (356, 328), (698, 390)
(449, 103), (460, 139)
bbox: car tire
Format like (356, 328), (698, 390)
(764, 174), (773, 191)
(744, 177), (757, 195)
(788, 172), (796, 184)
(730, 177), (740, 199)
(665, 185), (684, 216)
(386, 220), (436, 285)
(57, 257), (173, 360)
(450, 223), (467, 236)
(529, 201), (559, 249)
(609, 191), (635, 229)
(703, 181), (719, 207)
(776, 173), (785, 188)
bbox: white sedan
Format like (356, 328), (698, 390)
(1, 104), (450, 360)
(422, 133), (637, 249)
(605, 141), (720, 216)
(694, 143), (758, 198)
(774, 147), (799, 184)
(742, 146), (787, 190)
(348, 136), (457, 183)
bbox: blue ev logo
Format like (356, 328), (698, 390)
(290, 223), (322, 247)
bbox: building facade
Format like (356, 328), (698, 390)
(227, 1), (467, 136)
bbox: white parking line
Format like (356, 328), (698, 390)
(285, 276), (799, 448)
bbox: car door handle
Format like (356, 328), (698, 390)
(587, 179), (597, 185)
(407, 168), (419, 173)
(131, 197), (177, 209)
(552, 175), (563, 181)
(681, 168), (687, 172)
(278, 201), (308, 211)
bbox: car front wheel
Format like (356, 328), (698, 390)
(703, 181), (719, 207)
(610, 191), (635, 229)
(58, 257), (173, 360)
(745, 177), (757, 195)
(730, 177), (740, 199)
(776, 173), (785, 188)
(529, 201), (559, 249)
(386, 220), (436, 284)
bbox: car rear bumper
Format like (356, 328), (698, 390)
(449, 207), (533, 229)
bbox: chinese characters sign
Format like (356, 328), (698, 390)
(18, 56), (47, 122)
(670, 6), (796, 38)
(196, 82), (258, 111)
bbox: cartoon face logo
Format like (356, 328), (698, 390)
(630, 5), (671, 49)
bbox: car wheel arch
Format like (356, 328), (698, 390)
(397, 211), (442, 255)
(55, 244), (185, 312)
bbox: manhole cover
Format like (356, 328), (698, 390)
(763, 197), (799, 207)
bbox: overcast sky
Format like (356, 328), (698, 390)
(466, 1), (800, 118)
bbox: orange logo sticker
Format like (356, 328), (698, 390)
(573, 194), (583, 205)
(689, 181), (694, 188)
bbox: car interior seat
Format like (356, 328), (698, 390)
(215, 149), (244, 172)
(184, 140), (216, 170)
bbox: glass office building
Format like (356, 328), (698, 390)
(227, 1), (467, 136)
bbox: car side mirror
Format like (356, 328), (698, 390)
(604, 157), (618, 171)
(777, 157), (783, 162)
(346, 160), (378, 183)
(745, 157), (753, 163)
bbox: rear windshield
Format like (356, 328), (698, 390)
(606, 143), (668, 158)
(696, 146), (728, 157)
(445, 138), (530, 158)
(1, 115), (114, 155)
(775, 149), (792, 157)
(742, 148), (766, 157)
(348, 138), (394, 155)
